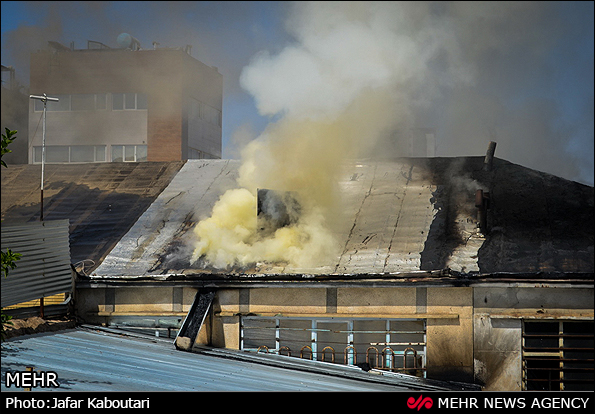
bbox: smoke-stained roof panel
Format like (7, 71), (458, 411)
(91, 157), (593, 278)
(96, 159), (240, 276)
(335, 160), (438, 274)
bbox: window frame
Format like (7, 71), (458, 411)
(32, 145), (107, 163)
(111, 144), (148, 162)
(240, 316), (427, 376)
(33, 94), (108, 112)
(112, 93), (148, 111)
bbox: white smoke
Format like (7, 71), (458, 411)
(190, 1), (594, 269)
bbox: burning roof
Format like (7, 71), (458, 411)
(79, 157), (593, 278)
(2, 156), (592, 280)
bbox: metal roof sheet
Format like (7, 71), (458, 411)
(1, 220), (72, 307)
(0, 327), (471, 391)
(91, 157), (593, 278)
(2, 157), (592, 279)
(1, 162), (184, 274)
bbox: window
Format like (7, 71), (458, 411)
(112, 93), (147, 110)
(33, 94), (70, 112)
(523, 320), (594, 391)
(111, 145), (147, 162)
(136, 93), (147, 110)
(33, 145), (106, 163)
(242, 318), (276, 351)
(203, 104), (222, 127)
(71, 94), (95, 111)
(95, 145), (106, 161)
(46, 146), (69, 163)
(96, 94), (107, 110)
(188, 98), (221, 127)
(112, 93), (124, 111)
(124, 145), (135, 161)
(112, 145), (123, 162)
(241, 317), (427, 376)
(124, 93), (136, 110)
(136, 145), (147, 162)
(34, 94), (108, 111)
(49, 95), (70, 111)
(70, 145), (95, 162)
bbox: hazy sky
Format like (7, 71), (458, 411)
(1, 1), (593, 186)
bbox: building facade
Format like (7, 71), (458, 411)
(72, 157), (593, 391)
(28, 40), (222, 164)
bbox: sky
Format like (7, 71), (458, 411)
(1, 1), (593, 186)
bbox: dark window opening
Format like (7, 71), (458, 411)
(523, 320), (594, 391)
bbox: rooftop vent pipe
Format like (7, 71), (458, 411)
(483, 141), (497, 171)
(475, 189), (490, 234)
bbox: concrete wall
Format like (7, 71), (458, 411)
(473, 287), (594, 390)
(473, 316), (522, 390)
(426, 288), (474, 383)
(75, 284), (593, 389)
(76, 286), (196, 326)
(208, 286), (474, 383)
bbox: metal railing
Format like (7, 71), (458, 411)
(249, 343), (426, 376)
(240, 317), (427, 376)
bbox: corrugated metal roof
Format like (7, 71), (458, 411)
(2, 158), (592, 279)
(1, 219), (72, 307)
(0, 327), (473, 391)
(92, 157), (594, 278)
(95, 159), (239, 276)
(1, 162), (184, 274)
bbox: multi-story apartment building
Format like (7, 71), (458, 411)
(28, 37), (222, 164)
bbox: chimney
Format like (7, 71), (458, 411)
(475, 189), (490, 234)
(483, 141), (497, 171)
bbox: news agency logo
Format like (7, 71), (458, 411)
(5, 369), (59, 389)
(407, 395), (434, 410)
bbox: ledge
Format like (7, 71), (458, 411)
(485, 312), (594, 320)
(92, 311), (189, 317)
(216, 312), (460, 319)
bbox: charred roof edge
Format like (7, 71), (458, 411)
(76, 270), (594, 288)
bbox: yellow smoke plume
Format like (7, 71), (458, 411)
(190, 88), (398, 270)
(190, 117), (350, 270)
